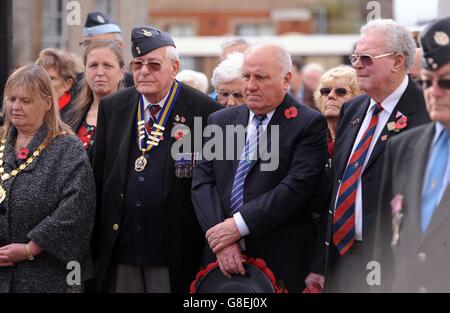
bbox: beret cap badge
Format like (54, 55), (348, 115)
(434, 31), (449, 46)
(136, 47), (141, 55)
(142, 29), (153, 37)
(97, 14), (105, 24)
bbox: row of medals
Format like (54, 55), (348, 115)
(135, 120), (165, 172)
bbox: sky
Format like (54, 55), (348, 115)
(394, 0), (438, 27)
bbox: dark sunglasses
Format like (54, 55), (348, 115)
(349, 52), (396, 67)
(129, 59), (170, 72)
(417, 79), (450, 90)
(319, 87), (349, 97)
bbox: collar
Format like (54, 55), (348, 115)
(142, 93), (169, 110)
(248, 109), (276, 125)
(433, 122), (450, 145)
(368, 75), (409, 115)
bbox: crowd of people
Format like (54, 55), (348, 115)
(0, 10), (449, 294)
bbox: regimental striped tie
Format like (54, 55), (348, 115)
(230, 114), (267, 214)
(145, 104), (161, 134)
(332, 103), (383, 255)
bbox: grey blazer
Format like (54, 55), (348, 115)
(0, 125), (96, 293)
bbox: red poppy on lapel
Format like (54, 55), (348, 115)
(17, 148), (29, 160)
(284, 106), (298, 119)
(395, 115), (408, 130)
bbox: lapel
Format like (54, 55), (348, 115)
(246, 94), (292, 174)
(118, 90), (140, 191)
(404, 124), (435, 240)
(231, 106), (250, 176)
(334, 97), (370, 180)
(162, 84), (194, 200)
(365, 78), (419, 171)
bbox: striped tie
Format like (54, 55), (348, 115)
(230, 114), (267, 213)
(145, 104), (161, 134)
(332, 103), (383, 255)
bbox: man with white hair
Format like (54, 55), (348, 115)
(176, 69), (209, 94)
(193, 42), (328, 292)
(92, 26), (222, 293)
(307, 19), (430, 293)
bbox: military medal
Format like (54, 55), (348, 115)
(135, 80), (181, 172)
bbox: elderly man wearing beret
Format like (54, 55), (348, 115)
(374, 16), (450, 293)
(92, 26), (222, 293)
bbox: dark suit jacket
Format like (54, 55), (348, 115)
(92, 84), (222, 292)
(374, 123), (450, 292)
(320, 77), (430, 292)
(192, 94), (328, 292)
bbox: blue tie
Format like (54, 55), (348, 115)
(230, 114), (267, 213)
(421, 128), (450, 233)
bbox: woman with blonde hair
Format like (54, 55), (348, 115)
(314, 65), (363, 157)
(0, 64), (95, 292)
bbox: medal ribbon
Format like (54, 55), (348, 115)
(136, 80), (181, 153)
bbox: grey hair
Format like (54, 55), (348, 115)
(165, 45), (180, 61)
(176, 69), (209, 93)
(211, 52), (244, 88)
(303, 62), (325, 75)
(360, 19), (416, 70)
(220, 37), (249, 60)
(245, 41), (292, 76)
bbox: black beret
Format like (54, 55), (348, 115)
(421, 17), (450, 71)
(83, 11), (121, 36)
(131, 26), (176, 58)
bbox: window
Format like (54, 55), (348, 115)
(166, 24), (196, 37)
(235, 23), (275, 36)
(42, 0), (65, 48)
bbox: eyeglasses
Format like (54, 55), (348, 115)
(129, 59), (171, 72)
(319, 87), (349, 97)
(418, 79), (450, 90)
(349, 52), (396, 66)
(79, 40), (92, 48)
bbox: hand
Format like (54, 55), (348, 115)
(216, 243), (246, 278)
(206, 218), (241, 253)
(0, 254), (14, 267)
(302, 272), (325, 293)
(0, 244), (28, 264)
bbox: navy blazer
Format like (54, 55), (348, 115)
(192, 94), (328, 292)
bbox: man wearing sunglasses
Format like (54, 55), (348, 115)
(92, 26), (222, 293)
(374, 17), (450, 293)
(309, 19), (430, 293)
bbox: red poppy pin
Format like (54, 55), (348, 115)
(387, 111), (408, 133)
(174, 128), (189, 140)
(17, 147), (29, 160)
(284, 106), (298, 119)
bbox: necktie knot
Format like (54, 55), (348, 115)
(148, 104), (161, 120)
(373, 102), (383, 115)
(254, 114), (267, 126)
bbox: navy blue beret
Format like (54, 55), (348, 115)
(421, 17), (450, 71)
(83, 11), (122, 37)
(131, 26), (175, 58)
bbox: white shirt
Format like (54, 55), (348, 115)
(338, 75), (409, 241)
(142, 94), (168, 122)
(234, 109), (275, 237)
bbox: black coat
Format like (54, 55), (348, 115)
(92, 84), (222, 292)
(192, 94), (328, 292)
(319, 77), (430, 292)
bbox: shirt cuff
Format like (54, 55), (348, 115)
(233, 212), (250, 237)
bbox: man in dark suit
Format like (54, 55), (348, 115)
(374, 17), (450, 293)
(192, 42), (328, 292)
(306, 19), (430, 292)
(92, 26), (222, 293)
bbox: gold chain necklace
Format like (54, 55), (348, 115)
(0, 138), (48, 204)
